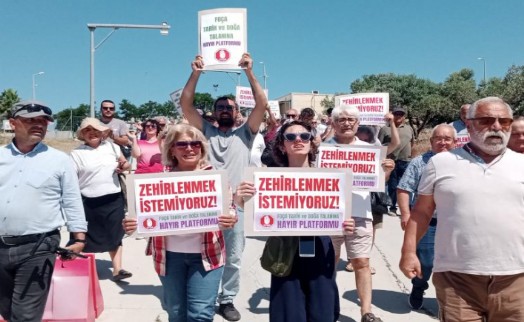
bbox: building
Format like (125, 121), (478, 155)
(275, 92), (335, 117)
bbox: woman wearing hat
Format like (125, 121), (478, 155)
(70, 117), (133, 281)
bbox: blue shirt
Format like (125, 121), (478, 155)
(397, 150), (435, 208)
(0, 141), (87, 235)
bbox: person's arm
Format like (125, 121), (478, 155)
(397, 189), (411, 231)
(385, 113), (400, 155)
(180, 55), (205, 131)
(129, 133), (142, 158)
(243, 53), (268, 134)
(62, 157), (88, 253)
(399, 194), (435, 279)
(265, 105), (278, 132)
(111, 132), (130, 146)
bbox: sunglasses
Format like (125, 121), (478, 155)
(174, 141), (202, 149)
(13, 104), (52, 117)
(102, 106), (115, 111)
(283, 132), (312, 142)
(468, 117), (513, 127)
(286, 114), (297, 118)
(145, 124), (157, 128)
(215, 105), (234, 112)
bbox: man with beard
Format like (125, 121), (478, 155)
(0, 100), (87, 322)
(180, 53), (267, 321)
(400, 97), (524, 321)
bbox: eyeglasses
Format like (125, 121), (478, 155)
(145, 124), (157, 129)
(336, 117), (358, 125)
(393, 112), (405, 117)
(102, 106), (115, 111)
(174, 141), (202, 149)
(13, 104), (52, 117)
(432, 136), (454, 143)
(286, 114), (297, 118)
(215, 105), (234, 112)
(283, 132), (312, 142)
(468, 117), (513, 128)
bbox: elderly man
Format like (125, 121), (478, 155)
(449, 103), (470, 148)
(397, 124), (456, 310)
(508, 116), (524, 153)
(181, 53), (267, 321)
(0, 100), (87, 322)
(400, 97), (524, 321)
(325, 105), (394, 322)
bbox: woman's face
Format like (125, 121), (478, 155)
(169, 133), (203, 170)
(144, 122), (157, 136)
(82, 127), (104, 147)
(282, 125), (311, 157)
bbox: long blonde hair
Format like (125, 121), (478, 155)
(161, 124), (210, 169)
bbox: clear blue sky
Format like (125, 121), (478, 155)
(1, 0), (523, 113)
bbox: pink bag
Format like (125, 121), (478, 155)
(0, 254), (104, 322)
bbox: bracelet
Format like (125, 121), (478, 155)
(72, 239), (87, 244)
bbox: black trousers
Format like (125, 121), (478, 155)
(0, 233), (60, 322)
(269, 236), (340, 322)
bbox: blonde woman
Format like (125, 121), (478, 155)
(70, 117), (132, 281)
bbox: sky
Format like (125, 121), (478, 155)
(1, 0), (524, 114)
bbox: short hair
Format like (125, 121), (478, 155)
(430, 123), (457, 139)
(100, 100), (115, 108)
(356, 126), (375, 144)
(213, 96), (238, 110)
(299, 107), (316, 120)
(272, 120), (318, 167)
(468, 97), (513, 119)
(161, 123), (210, 169)
(331, 105), (360, 120)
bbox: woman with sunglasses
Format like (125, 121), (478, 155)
(70, 117), (132, 281)
(123, 123), (237, 322)
(234, 120), (355, 322)
(130, 118), (164, 174)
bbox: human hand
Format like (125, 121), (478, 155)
(122, 217), (138, 235)
(218, 213), (238, 229)
(234, 181), (256, 208)
(381, 158), (395, 173)
(192, 55), (205, 71)
(384, 112), (394, 123)
(399, 252), (422, 279)
(400, 213), (410, 231)
(343, 218), (355, 234)
(238, 52), (252, 70)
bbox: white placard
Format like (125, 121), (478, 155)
(336, 93), (389, 126)
(169, 88), (183, 116)
(235, 86), (268, 108)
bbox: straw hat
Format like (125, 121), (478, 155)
(76, 117), (111, 141)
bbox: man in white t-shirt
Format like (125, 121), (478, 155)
(400, 97), (524, 321)
(324, 105), (394, 322)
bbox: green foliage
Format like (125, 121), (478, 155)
(440, 69), (478, 117)
(501, 65), (524, 115)
(193, 92), (216, 113)
(0, 89), (20, 117)
(54, 104), (89, 131)
(320, 95), (335, 112)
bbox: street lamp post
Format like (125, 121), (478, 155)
(477, 57), (486, 84)
(32, 72), (44, 100)
(88, 22), (170, 117)
(259, 61), (268, 89)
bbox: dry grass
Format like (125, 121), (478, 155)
(412, 128), (431, 157)
(1, 133), (81, 153)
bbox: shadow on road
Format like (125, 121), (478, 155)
(247, 287), (270, 315)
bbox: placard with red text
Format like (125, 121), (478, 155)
(317, 144), (386, 192)
(198, 8), (247, 70)
(243, 168), (352, 236)
(235, 86), (268, 109)
(455, 133), (470, 148)
(125, 170), (229, 237)
(336, 93), (389, 126)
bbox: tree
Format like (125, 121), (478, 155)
(439, 68), (478, 119)
(477, 77), (504, 99)
(501, 65), (524, 115)
(118, 99), (140, 121)
(0, 89), (20, 117)
(54, 104), (89, 131)
(193, 92), (215, 113)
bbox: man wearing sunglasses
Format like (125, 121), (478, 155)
(99, 99), (131, 160)
(400, 97), (524, 321)
(181, 53), (267, 321)
(0, 100), (87, 322)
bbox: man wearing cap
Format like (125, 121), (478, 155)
(181, 53), (267, 321)
(99, 99), (131, 161)
(0, 100), (87, 322)
(378, 106), (415, 216)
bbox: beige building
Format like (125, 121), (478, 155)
(275, 92), (335, 117)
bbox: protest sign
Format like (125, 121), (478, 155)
(198, 8), (247, 70)
(169, 88), (183, 116)
(268, 100), (281, 119)
(126, 170), (229, 237)
(336, 93), (389, 126)
(317, 143), (387, 192)
(235, 86), (268, 108)
(455, 133), (470, 148)
(243, 168), (352, 236)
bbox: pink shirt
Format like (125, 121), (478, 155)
(135, 140), (163, 174)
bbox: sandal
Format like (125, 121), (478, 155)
(113, 269), (133, 281)
(370, 267), (376, 275)
(345, 262), (354, 272)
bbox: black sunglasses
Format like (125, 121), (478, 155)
(284, 132), (312, 142)
(215, 105), (234, 112)
(102, 106), (115, 111)
(174, 141), (202, 149)
(13, 104), (52, 117)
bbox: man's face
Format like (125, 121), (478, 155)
(214, 99), (236, 128)
(393, 112), (406, 126)
(9, 116), (49, 146)
(101, 102), (116, 118)
(508, 120), (524, 153)
(460, 105), (470, 123)
(333, 111), (359, 140)
(285, 109), (298, 121)
(467, 102), (512, 155)
(430, 127), (456, 154)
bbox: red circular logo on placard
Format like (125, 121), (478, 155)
(215, 49), (230, 62)
(142, 218), (157, 230)
(260, 215), (274, 227)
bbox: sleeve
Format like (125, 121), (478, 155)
(397, 159), (421, 193)
(118, 120), (129, 137)
(417, 159), (437, 196)
(377, 126), (389, 144)
(61, 157), (88, 232)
